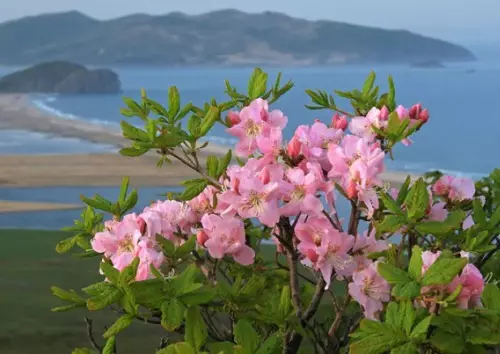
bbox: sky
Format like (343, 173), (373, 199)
(0, 0), (498, 45)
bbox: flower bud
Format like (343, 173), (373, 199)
(258, 167), (271, 184)
(332, 113), (348, 131)
(418, 109), (429, 123)
(137, 217), (146, 234)
(287, 136), (302, 159)
(196, 230), (209, 246)
(379, 106), (389, 121)
(346, 180), (358, 200)
(409, 103), (422, 120)
(226, 111), (241, 127)
(305, 249), (319, 263)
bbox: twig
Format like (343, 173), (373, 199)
(322, 210), (342, 231)
(287, 252), (303, 318)
(168, 150), (222, 188)
(328, 295), (350, 337)
(347, 201), (359, 235)
(84, 317), (103, 353)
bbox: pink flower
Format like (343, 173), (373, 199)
(316, 229), (356, 288)
(352, 228), (388, 255)
(226, 111), (241, 126)
(463, 215), (475, 230)
(349, 107), (386, 143)
(200, 214), (255, 265)
(92, 214), (142, 271)
(293, 121), (343, 169)
(280, 167), (324, 217)
(447, 264), (484, 309)
(427, 202), (448, 222)
(219, 175), (281, 227)
(287, 136), (302, 159)
(295, 215), (333, 255)
(188, 185), (218, 218)
(421, 250), (441, 275)
(432, 175), (475, 202)
(348, 262), (391, 320)
(226, 99), (287, 157)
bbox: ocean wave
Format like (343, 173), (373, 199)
(200, 135), (238, 146)
(30, 95), (120, 128)
(389, 161), (487, 180)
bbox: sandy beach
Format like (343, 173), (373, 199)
(0, 93), (416, 212)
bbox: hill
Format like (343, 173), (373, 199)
(0, 10), (475, 66)
(0, 61), (121, 93)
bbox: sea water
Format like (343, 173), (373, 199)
(1, 61), (500, 229)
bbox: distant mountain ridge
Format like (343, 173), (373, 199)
(0, 9), (476, 66)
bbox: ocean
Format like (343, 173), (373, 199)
(1, 59), (500, 229)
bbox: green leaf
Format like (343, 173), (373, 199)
(102, 336), (116, 354)
(80, 195), (113, 212)
(55, 236), (77, 253)
(103, 314), (134, 338)
(410, 316), (432, 340)
(86, 287), (122, 311)
(473, 198), (487, 225)
(156, 234), (176, 257)
(118, 176), (129, 204)
(50, 286), (86, 305)
(161, 298), (185, 331)
(158, 342), (196, 354)
(392, 281), (420, 299)
(396, 176), (412, 205)
(217, 149), (232, 177)
(376, 215), (406, 234)
(119, 146), (149, 157)
(421, 257), (467, 286)
(390, 342), (418, 354)
(482, 283), (500, 311)
(168, 86), (181, 119)
(185, 306), (208, 350)
(51, 304), (80, 312)
(179, 179), (209, 201)
(199, 107), (219, 136)
(362, 71), (376, 96)
(378, 262), (412, 285)
(350, 324), (407, 354)
(100, 262), (120, 285)
(122, 189), (138, 213)
(387, 111), (401, 138)
(379, 191), (403, 215)
(234, 319), (260, 354)
(180, 288), (216, 306)
(256, 334), (281, 354)
(83, 282), (117, 297)
(176, 235), (196, 259)
(408, 246), (423, 281)
(387, 75), (396, 110)
(120, 120), (149, 142)
(278, 285), (292, 321)
(430, 329), (465, 354)
(405, 178), (429, 221)
(206, 156), (219, 178)
(123, 97), (145, 118)
(119, 257), (140, 287)
(207, 342), (235, 354)
(248, 68), (268, 99)
(401, 300), (416, 336)
(187, 115), (201, 136)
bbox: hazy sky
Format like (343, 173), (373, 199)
(0, 0), (498, 44)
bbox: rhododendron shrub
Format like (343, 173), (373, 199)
(52, 69), (500, 354)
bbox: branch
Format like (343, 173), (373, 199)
(167, 150), (222, 188)
(327, 295), (350, 337)
(287, 252), (303, 318)
(84, 317), (103, 353)
(347, 201), (360, 235)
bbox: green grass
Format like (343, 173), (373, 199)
(0, 229), (341, 353)
(0, 229), (167, 354)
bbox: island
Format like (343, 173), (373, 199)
(410, 60), (446, 69)
(0, 10), (476, 66)
(0, 61), (121, 94)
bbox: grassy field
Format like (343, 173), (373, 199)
(0, 229), (169, 354)
(0, 229), (341, 353)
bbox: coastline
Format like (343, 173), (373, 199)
(0, 93), (416, 214)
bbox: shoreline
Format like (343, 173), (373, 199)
(0, 93), (416, 190)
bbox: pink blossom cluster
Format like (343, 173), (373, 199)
(419, 250), (484, 311)
(92, 200), (198, 281)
